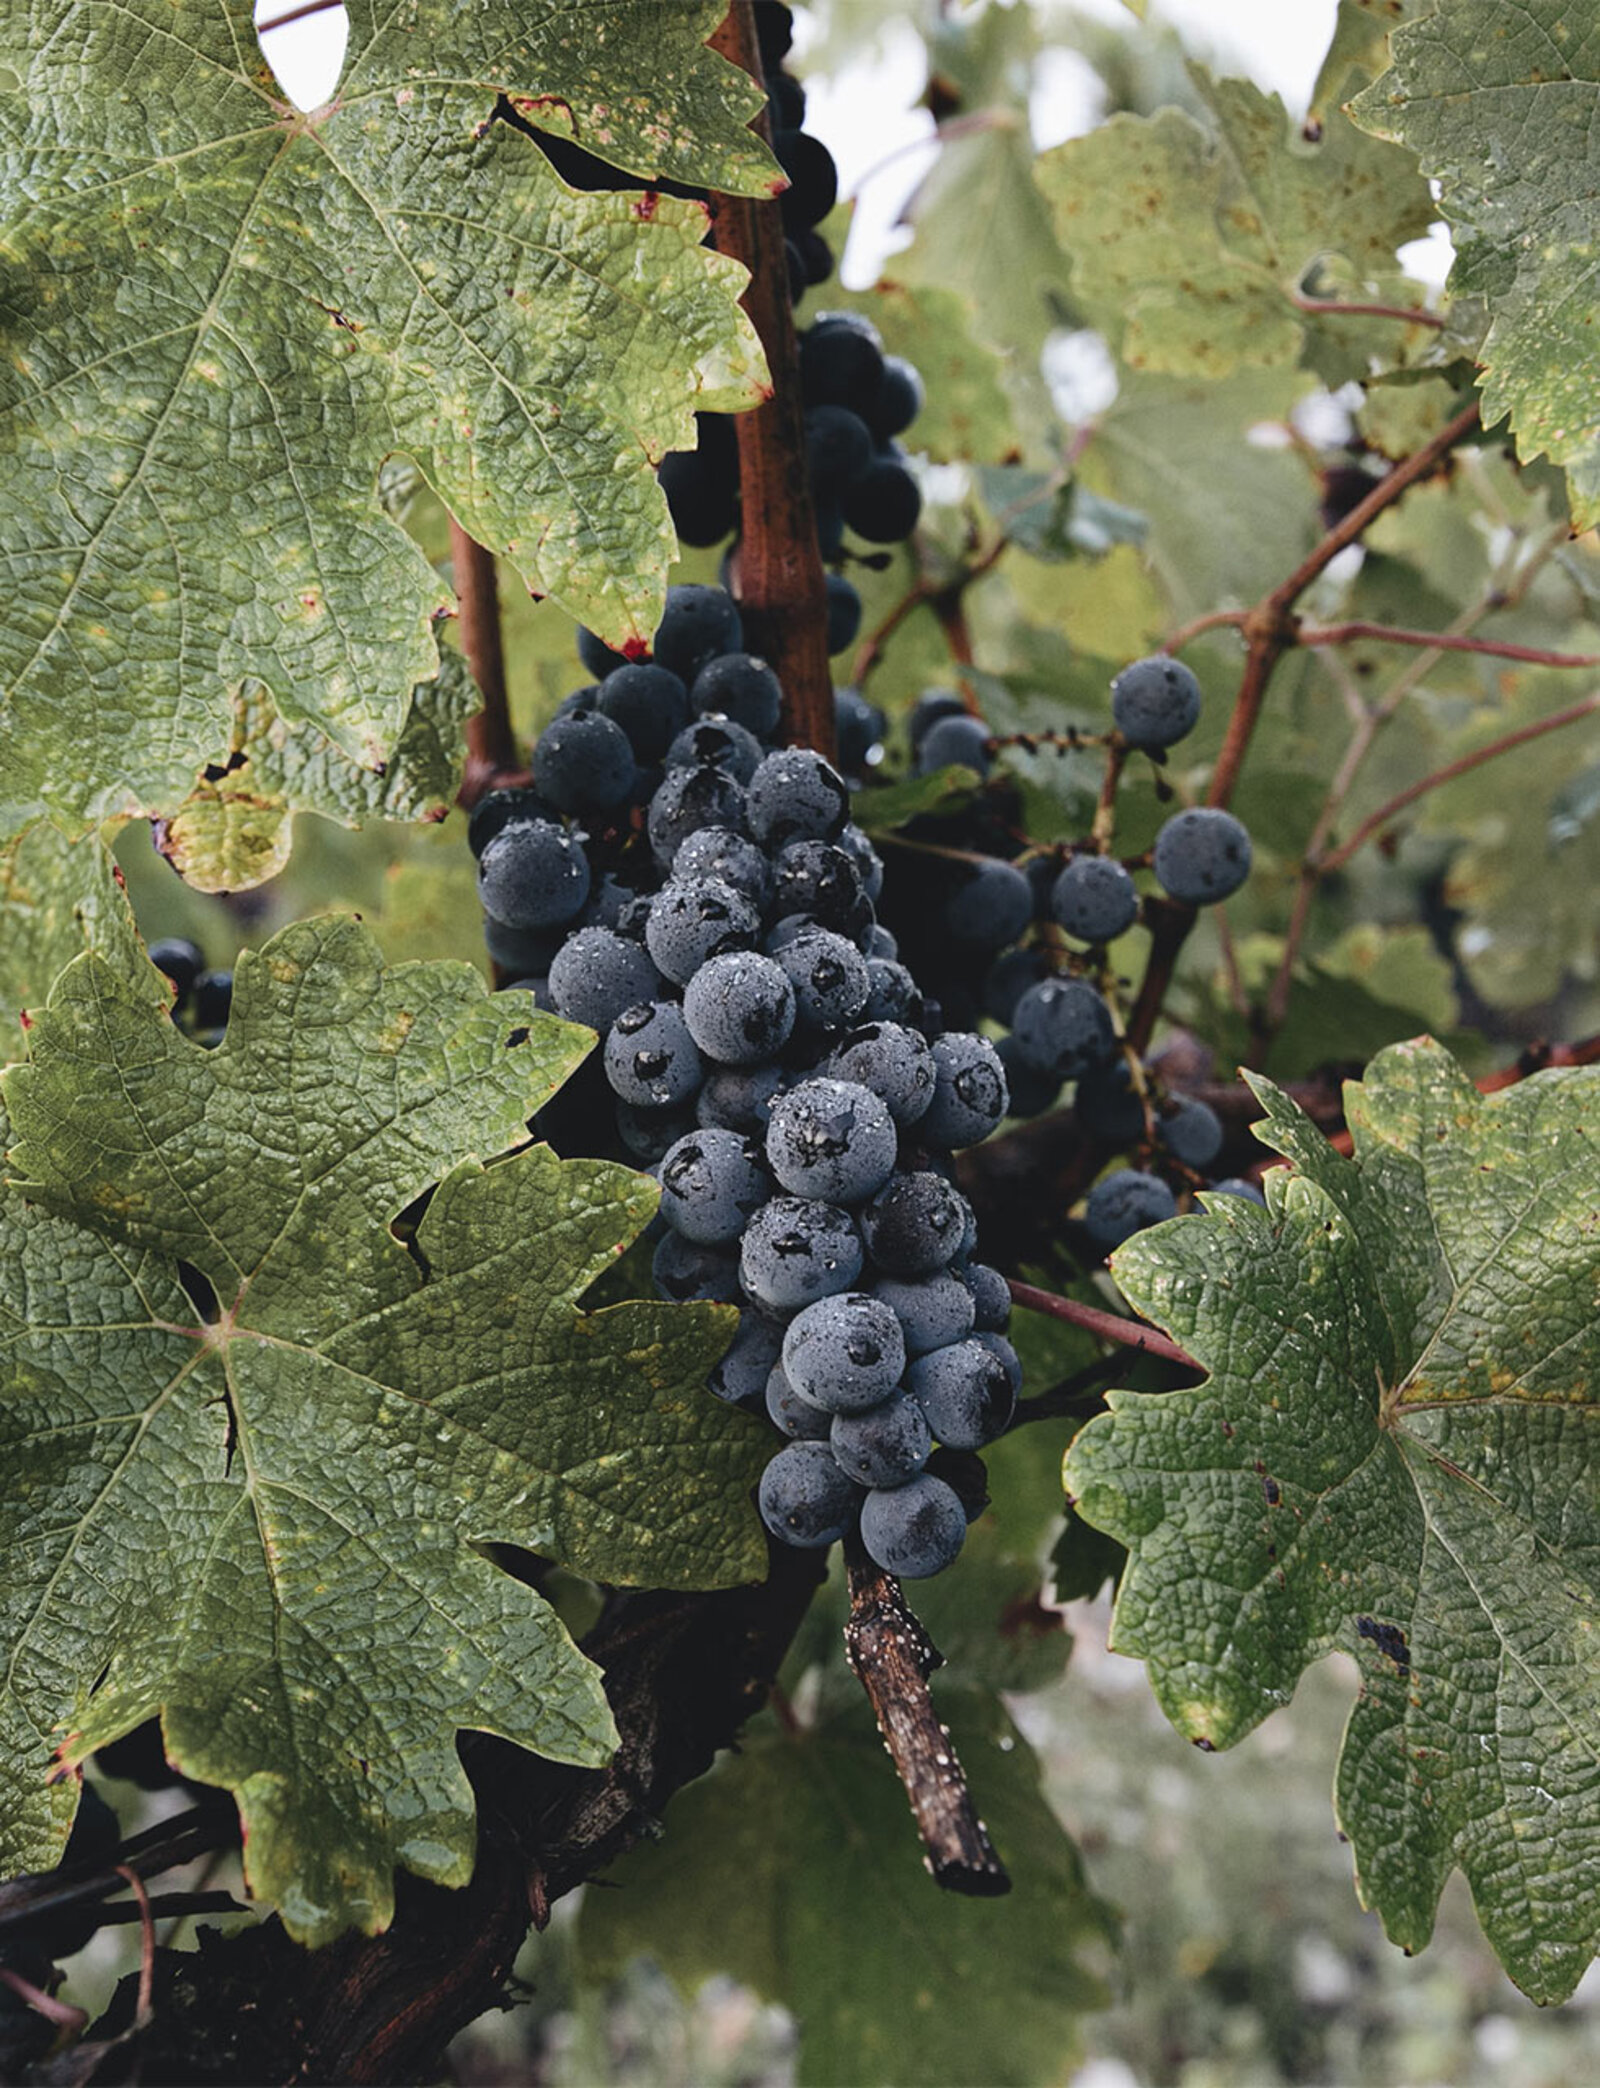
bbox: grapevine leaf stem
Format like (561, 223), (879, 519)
(1006, 1279), (1201, 1370)
(451, 520), (517, 806)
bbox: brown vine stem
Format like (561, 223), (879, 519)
(1318, 690), (1600, 877)
(1294, 619), (1600, 668)
(1007, 1280), (1201, 1371)
(842, 1540), (1011, 1895)
(450, 519), (517, 808)
(851, 533), (1007, 691)
(708, 5), (834, 756)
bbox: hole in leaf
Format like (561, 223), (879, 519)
(254, 0), (348, 113)
(202, 749), (247, 784)
(175, 1260), (219, 1324)
(505, 1027), (530, 1049)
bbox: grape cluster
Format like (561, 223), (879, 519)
(472, 583), (1016, 1579)
(880, 659), (1260, 1250)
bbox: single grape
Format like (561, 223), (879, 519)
(971, 1330), (1022, 1394)
(690, 652), (784, 737)
(478, 820), (590, 930)
(831, 1391), (933, 1489)
(615, 1099), (697, 1164)
(870, 1271), (976, 1357)
(843, 456), (922, 543)
(646, 764), (748, 869)
(467, 785), (558, 860)
(652, 1230), (742, 1305)
(826, 1021), (935, 1127)
(946, 859), (1034, 948)
(799, 315), (884, 408)
(909, 689), (968, 748)
(916, 713), (991, 777)
(866, 355), (925, 442)
(765, 1077), (898, 1206)
(190, 969), (233, 1033)
(740, 1196), (863, 1314)
(1152, 808), (1253, 905)
(1050, 855), (1140, 944)
(485, 916), (564, 976)
(658, 1128), (771, 1245)
(697, 1060), (787, 1135)
(858, 1473), (967, 1578)
(651, 583), (744, 685)
(1011, 978), (1115, 1079)
(864, 923), (898, 961)
(149, 936), (203, 1003)
(532, 707), (635, 812)
(766, 1360), (833, 1439)
(1111, 654), (1202, 749)
(861, 958), (923, 1026)
(665, 713), (764, 785)
(1084, 1168), (1178, 1248)
(782, 1290), (906, 1414)
(644, 876), (759, 987)
(596, 663), (691, 763)
(1206, 1176), (1267, 1205)
(827, 579), (865, 660)
(956, 1261), (1011, 1332)
(683, 950), (797, 1066)
(774, 128), (838, 230)
(672, 825), (772, 908)
(746, 748), (850, 851)
(547, 927), (662, 1032)
(994, 1034), (1061, 1119)
(834, 823), (884, 903)
(773, 926), (872, 1031)
(1158, 1095), (1224, 1169)
(1073, 1057), (1147, 1146)
(805, 403), (874, 492)
(603, 1000), (705, 1109)
(659, 441), (739, 549)
(921, 1032), (1009, 1148)
(759, 1441), (860, 1548)
(907, 1338), (1015, 1449)
(771, 840), (870, 939)
(709, 1311), (785, 1405)
(860, 1171), (969, 1277)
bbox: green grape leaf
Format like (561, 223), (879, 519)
(0, 823), (161, 1045)
(1081, 367), (1319, 617)
(1040, 67), (1432, 380)
(578, 1695), (1115, 2088)
(153, 652), (479, 894)
(0, 0), (771, 842)
(1064, 1040), (1600, 2002)
(850, 766), (981, 837)
(0, 916), (765, 1944)
(1351, 0), (1600, 527)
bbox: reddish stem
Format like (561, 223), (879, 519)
(450, 519), (517, 807)
(1006, 1280), (1201, 1371)
(1295, 620), (1600, 668)
(708, 5), (834, 756)
(1289, 290), (1445, 330)
(1318, 692), (1600, 875)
